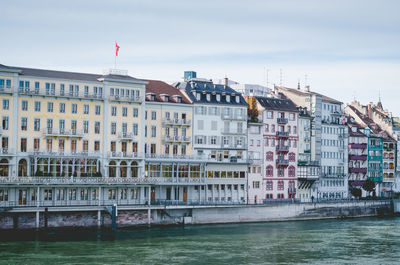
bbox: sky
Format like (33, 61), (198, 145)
(1, 0), (400, 115)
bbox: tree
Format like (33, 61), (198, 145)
(246, 96), (259, 123)
(350, 187), (362, 198)
(362, 179), (376, 196)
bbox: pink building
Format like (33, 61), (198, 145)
(247, 96), (299, 201)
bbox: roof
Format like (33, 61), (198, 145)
(0, 64), (142, 83)
(276, 86), (342, 104)
(173, 79), (247, 106)
(143, 79), (191, 104)
(255, 96), (298, 112)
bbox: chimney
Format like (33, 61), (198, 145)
(224, 77), (228, 86)
(305, 85), (310, 92)
(297, 81), (300, 90)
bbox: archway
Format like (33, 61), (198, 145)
(18, 159), (28, 177)
(0, 159), (9, 177)
(131, 161), (138, 178)
(120, 161), (127, 178)
(109, 161), (116, 178)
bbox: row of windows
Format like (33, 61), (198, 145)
(110, 87), (140, 98)
(18, 80), (103, 97)
(264, 138), (297, 148)
(144, 126), (187, 138)
(322, 126), (345, 135)
(319, 180), (345, 187)
(322, 139), (344, 147)
(265, 152), (296, 162)
(194, 92), (240, 104)
(111, 106), (139, 117)
(322, 152), (345, 160)
(0, 79), (12, 89)
(264, 124), (297, 134)
(266, 180), (296, 190)
(265, 111), (296, 121)
(12, 137), (102, 153)
(206, 171), (246, 179)
(321, 166), (345, 175)
(265, 166), (296, 177)
(143, 143), (186, 156)
(195, 106), (245, 117)
(195, 136), (245, 146)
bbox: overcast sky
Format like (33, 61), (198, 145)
(1, 0), (400, 115)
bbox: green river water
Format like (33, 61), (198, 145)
(0, 217), (399, 264)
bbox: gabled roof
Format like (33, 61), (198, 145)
(0, 64), (142, 83)
(174, 79), (247, 106)
(276, 85), (342, 104)
(143, 79), (191, 104)
(255, 96), (298, 112)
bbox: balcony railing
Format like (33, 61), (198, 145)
(163, 118), (192, 126)
(221, 128), (246, 135)
(288, 188), (296, 193)
(107, 152), (143, 159)
(43, 128), (84, 138)
(111, 95), (142, 102)
(276, 131), (289, 137)
(276, 159), (289, 166)
(18, 89), (104, 99)
(118, 132), (135, 140)
(349, 167), (367, 174)
(277, 118), (288, 124)
(276, 145), (289, 152)
(163, 135), (191, 143)
(29, 150), (101, 158)
(0, 87), (13, 94)
(221, 113), (246, 121)
(349, 155), (367, 161)
(0, 148), (15, 155)
(349, 143), (367, 149)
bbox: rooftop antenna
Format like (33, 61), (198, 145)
(304, 74), (308, 88)
(378, 88), (381, 103)
(280, 69), (283, 87)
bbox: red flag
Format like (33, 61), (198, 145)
(116, 42), (120, 56)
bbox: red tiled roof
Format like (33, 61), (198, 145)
(143, 79), (191, 104)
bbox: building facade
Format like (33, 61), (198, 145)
(174, 72), (249, 203)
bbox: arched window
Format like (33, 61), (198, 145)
(266, 152), (274, 161)
(289, 166), (296, 177)
(131, 161), (138, 178)
(266, 166), (273, 177)
(278, 168), (285, 177)
(0, 159), (9, 177)
(120, 161), (127, 178)
(109, 161), (116, 178)
(18, 159), (28, 177)
(265, 124), (269, 132)
(289, 153), (296, 162)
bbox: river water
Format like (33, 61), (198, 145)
(0, 217), (399, 264)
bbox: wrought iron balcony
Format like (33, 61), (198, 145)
(349, 143), (367, 149)
(277, 118), (288, 124)
(221, 128), (246, 135)
(118, 132), (135, 140)
(276, 131), (289, 137)
(276, 159), (289, 167)
(0, 148), (15, 156)
(349, 167), (367, 174)
(163, 118), (192, 126)
(43, 128), (84, 138)
(288, 188), (296, 193)
(276, 145), (289, 152)
(349, 155), (367, 161)
(107, 152), (143, 159)
(111, 95), (142, 102)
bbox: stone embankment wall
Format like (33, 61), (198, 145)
(0, 201), (391, 230)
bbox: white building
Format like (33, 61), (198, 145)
(174, 72), (249, 203)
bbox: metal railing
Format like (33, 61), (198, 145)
(43, 128), (84, 137)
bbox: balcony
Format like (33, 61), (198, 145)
(276, 145), (289, 152)
(349, 155), (367, 161)
(29, 150), (101, 158)
(84, 93), (103, 99)
(110, 95), (142, 102)
(118, 132), (135, 141)
(221, 113), (246, 121)
(221, 128), (246, 135)
(18, 89), (104, 100)
(288, 188), (296, 193)
(43, 128), (84, 138)
(276, 131), (289, 138)
(163, 135), (191, 143)
(276, 159), (289, 167)
(107, 152), (143, 159)
(277, 118), (288, 124)
(0, 87), (13, 94)
(303, 137), (311, 143)
(163, 118), (192, 126)
(349, 167), (367, 174)
(0, 148), (15, 156)
(349, 143), (367, 149)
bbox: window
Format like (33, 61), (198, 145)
(253, 181), (260, 189)
(55, 103), (63, 114)
(151, 111), (156, 120)
(60, 84), (65, 96)
(33, 138), (40, 151)
(266, 152), (274, 161)
(44, 189), (53, 201)
(133, 108), (138, 117)
(84, 86), (89, 97)
(47, 102), (53, 112)
(278, 168), (285, 177)
(95, 105), (101, 115)
(278, 181), (284, 190)
(71, 103), (77, 114)
(69, 189), (77, 200)
(289, 113), (295, 120)
(94, 141), (100, 152)
(267, 111), (273, 119)
(83, 104), (89, 114)
(21, 117), (27, 131)
(122, 107), (128, 117)
(266, 181), (273, 190)
(20, 138), (27, 152)
(289, 153), (295, 162)
(34, 119), (40, 131)
(83, 140), (88, 152)
(95, 121), (100, 134)
(83, 120), (89, 133)
(151, 126), (156, 137)
(266, 166), (273, 177)
(133, 123), (138, 136)
(34, 101), (41, 112)
(21, 100), (28, 111)
(289, 166), (296, 177)
(111, 106), (117, 116)
(2, 99), (9, 110)
(2, 116), (9, 130)
(111, 123), (116, 135)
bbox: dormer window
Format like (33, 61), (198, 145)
(206, 94), (211, 101)
(160, 94), (169, 102)
(235, 95), (239, 103)
(110, 88), (114, 96)
(151, 94), (155, 101)
(226, 95), (230, 102)
(216, 94), (221, 102)
(196, 93), (201, 101)
(172, 95), (182, 103)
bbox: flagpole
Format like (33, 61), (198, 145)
(114, 41), (117, 69)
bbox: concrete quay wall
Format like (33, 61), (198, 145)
(0, 201), (391, 230)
